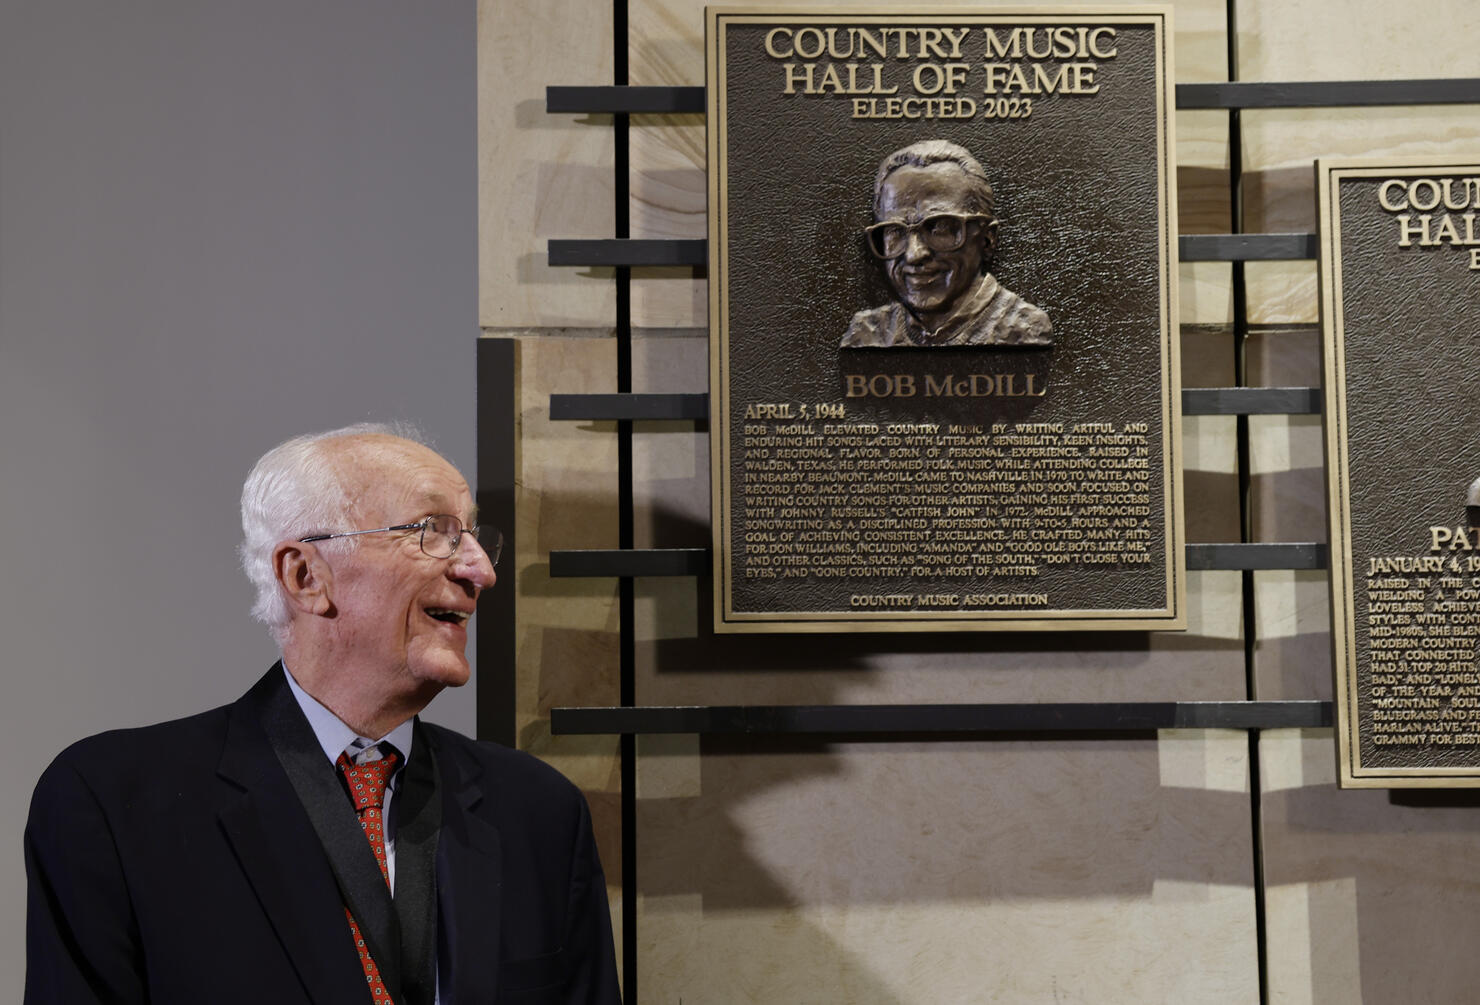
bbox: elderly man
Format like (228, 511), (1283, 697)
(25, 424), (620, 1004)
(843, 139), (1052, 348)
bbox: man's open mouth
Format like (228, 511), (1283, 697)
(425, 607), (471, 626)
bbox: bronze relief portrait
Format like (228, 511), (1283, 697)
(843, 140), (1052, 349)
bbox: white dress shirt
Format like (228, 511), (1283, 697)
(281, 666), (417, 890)
(280, 666), (445, 1002)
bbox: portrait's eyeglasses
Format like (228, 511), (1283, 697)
(301, 515), (502, 563)
(864, 213), (991, 259)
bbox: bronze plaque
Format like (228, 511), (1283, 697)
(1322, 157), (1480, 787)
(708, 5), (1184, 632)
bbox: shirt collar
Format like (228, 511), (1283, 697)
(281, 663), (416, 769)
(907, 272), (999, 345)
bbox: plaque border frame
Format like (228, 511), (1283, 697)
(1319, 154), (1480, 787)
(707, 4), (1185, 633)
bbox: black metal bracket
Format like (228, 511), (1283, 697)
(548, 79), (1480, 114)
(550, 700), (1334, 735)
(1183, 387), (1322, 415)
(1180, 233), (1317, 261)
(551, 393), (708, 421)
(1187, 543), (1327, 570)
(550, 548), (709, 578)
(1175, 78), (1480, 108)
(547, 85), (706, 114)
(548, 238), (707, 267)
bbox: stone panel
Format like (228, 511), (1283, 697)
(494, 332), (625, 971)
(478, 0), (615, 328)
(637, 735), (1257, 1003)
(1261, 730), (1480, 1004)
(628, 0), (707, 330)
(1236, 0), (1480, 326)
(1237, 5), (1480, 1001)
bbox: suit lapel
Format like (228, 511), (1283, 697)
(434, 733), (504, 1002)
(215, 669), (371, 1005)
(259, 666), (405, 998)
(394, 723), (441, 1005)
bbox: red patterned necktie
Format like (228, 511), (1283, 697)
(338, 748), (401, 1005)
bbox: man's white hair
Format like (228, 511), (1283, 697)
(238, 421), (430, 644)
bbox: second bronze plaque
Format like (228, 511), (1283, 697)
(708, 5), (1183, 632)
(1321, 156), (1480, 787)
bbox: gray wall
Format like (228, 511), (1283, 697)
(0, 2), (476, 992)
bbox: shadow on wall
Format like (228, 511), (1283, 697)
(629, 508), (1253, 896)
(520, 443), (1252, 997)
(1264, 735), (1480, 1002)
(637, 735), (1259, 908)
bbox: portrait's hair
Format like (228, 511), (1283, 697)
(239, 420), (430, 643)
(873, 139), (995, 219)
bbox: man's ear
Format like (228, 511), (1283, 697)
(273, 541), (335, 617)
(982, 218), (1000, 266)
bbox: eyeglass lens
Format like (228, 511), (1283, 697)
(869, 214), (972, 258)
(420, 515), (503, 563)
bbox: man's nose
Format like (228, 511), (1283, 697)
(904, 228), (932, 262)
(451, 533), (497, 590)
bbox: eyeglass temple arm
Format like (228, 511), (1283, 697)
(300, 522), (423, 543)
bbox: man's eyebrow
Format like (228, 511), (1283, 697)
(418, 490), (475, 524)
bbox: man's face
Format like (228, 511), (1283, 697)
(876, 162), (992, 316)
(318, 437), (496, 697)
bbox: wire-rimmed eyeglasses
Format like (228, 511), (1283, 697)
(864, 213), (991, 259)
(301, 514), (502, 563)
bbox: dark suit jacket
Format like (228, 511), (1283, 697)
(24, 666), (620, 1004)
